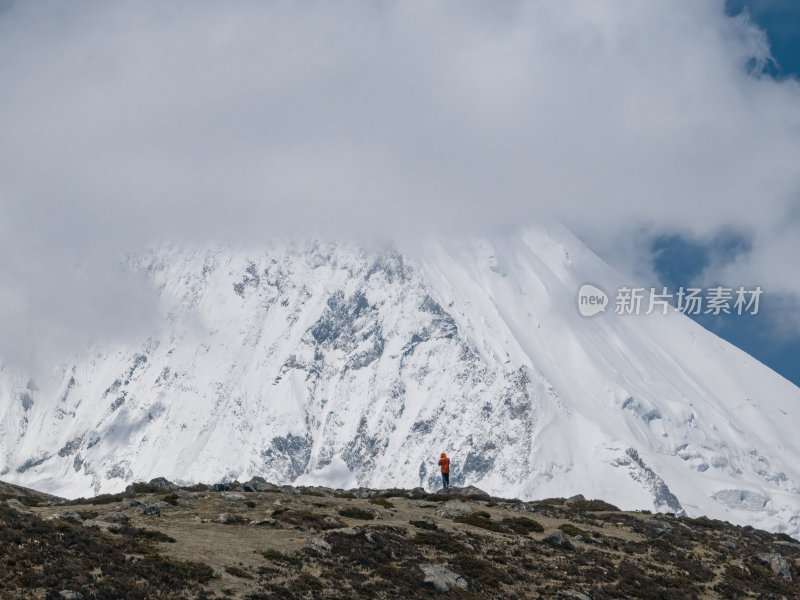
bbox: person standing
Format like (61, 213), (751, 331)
(438, 452), (450, 488)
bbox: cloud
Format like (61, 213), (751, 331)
(1, 0), (799, 364)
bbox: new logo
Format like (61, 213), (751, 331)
(577, 283), (608, 317)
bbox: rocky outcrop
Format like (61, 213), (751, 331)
(418, 563), (468, 592)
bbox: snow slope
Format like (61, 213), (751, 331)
(1, 223), (799, 536)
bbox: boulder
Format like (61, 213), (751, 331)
(59, 591), (83, 600)
(211, 483), (231, 492)
(82, 519), (123, 532)
(406, 487), (426, 498)
(251, 518), (277, 526)
(434, 486), (490, 500)
(564, 494), (586, 506)
(148, 477), (176, 490)
(216, 512), (239, 524)
(545, 532), (573, 549)
(418, 563), (468, 592)
(244, 477), (280, 492)
(305, 536), (332, 552)
(756, 553), (792, 580)
(644, 518), (673, 535)
(224, 493), (247, 501)
(5, 498), (28, 511)
(442, 499), (473, 514)
(323, 516), (343, 528)
(350, 487), (374, 499)
(56, 510), (84, 521)
(142, 504), (161, 517)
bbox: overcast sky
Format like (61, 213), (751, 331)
(0, 0), (799, 368)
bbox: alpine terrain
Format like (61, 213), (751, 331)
(1, 223), (798, 538)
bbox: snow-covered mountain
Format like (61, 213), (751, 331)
(2, 223), (799, 537)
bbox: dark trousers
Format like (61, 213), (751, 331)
(441, 472), (449, 488)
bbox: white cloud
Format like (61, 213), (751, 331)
(1, 0), (799, 361)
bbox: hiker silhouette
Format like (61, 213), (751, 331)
(438, 452), (450, 488)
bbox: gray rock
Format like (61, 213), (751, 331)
(59, 591), (83, 600)
(545, 532), (573, 549)
(224, 492), (247, 501)
(82, 519), (123, 532)
(148, 477), (176, 490)
(305, 536), (332, 552)
(757, 553), (792, 580)
(340, 526), (362, 536)
(365, 532), (377, 544)
(419, 563), (468, 592)
(216, 512), (242, 524)
(644, 518), (673, 534)
(245, 476), (280, 492)
(442, 499), (473, 514)
(323, 516), (343, 528)
(155, 501), (170, 509)
(129, 499), (143, 507)
(211, 483), (231, 492)
(57, 510), (84, 521)
(142, 504), (161, 517)
(564, 494), (586, 505)
(408, 500), (435, 508)
(5, 498), (28, 511)
(350, 487), (374, 499)
(176, 498), (191, 507)
(720, 540), (736, 549)
(434, 510), (454, 519)
(251, 518), (277, 526)
(434, 486), (490, 500)
(45, 497), (66, 506)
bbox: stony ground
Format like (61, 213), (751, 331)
(1, 478), (799, 599)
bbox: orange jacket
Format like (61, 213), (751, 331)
(438, 454), (450, 473)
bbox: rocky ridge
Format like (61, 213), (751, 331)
(1, 478), (798, 599)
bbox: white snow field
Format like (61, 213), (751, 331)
(1, 223), (798, 536)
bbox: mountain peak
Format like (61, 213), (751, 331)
(1, 225), (798, 538)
